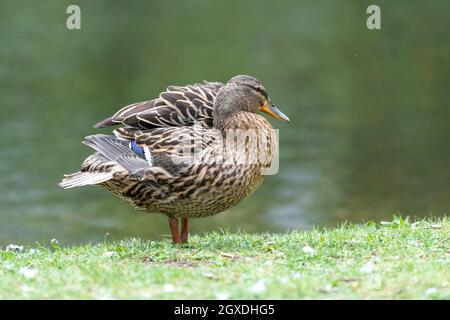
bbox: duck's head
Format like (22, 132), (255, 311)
(213, 75), (290, 128)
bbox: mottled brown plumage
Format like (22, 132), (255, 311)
(59, 75), (289, 243)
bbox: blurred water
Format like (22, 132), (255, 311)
(0, 1), (448, 246)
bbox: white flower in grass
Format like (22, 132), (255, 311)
(359, 261), (375, 274)
(302, 245), (315, 255)
(102, 251), (117, 258)
(50, 239), (60, 249)
(6, 244), (24, 252)
(163, 284), (175, 292)
(18, 267), (38, 279)
(140, 291), (153, 299)
(216, 292), (230, 299)
(98, 292), (118, 300)
(21, 285), (31, 293)
(251, 280), (266, 293)
(425, 287), (437, 296)
(3, 262), (13, 270)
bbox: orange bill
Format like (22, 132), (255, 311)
(260, 104), (290, 123)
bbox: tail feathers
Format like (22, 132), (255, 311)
(58, 171), (113, 189)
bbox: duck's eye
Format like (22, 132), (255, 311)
(258, 89), (268, 100)
(246, 85), (268, 100)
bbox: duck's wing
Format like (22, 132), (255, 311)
(60, 120), (223, 189)
(61, 80), (224, 188)
(94, 81), (223, 130)
(113, 125), (222, 176)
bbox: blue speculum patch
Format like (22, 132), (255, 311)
(129, 140), (145, 158)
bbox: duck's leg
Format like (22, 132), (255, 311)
(168, 216), (181, 243)
(180, 218), (189, 243)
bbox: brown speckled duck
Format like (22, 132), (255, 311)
(59, 75), (289, 243)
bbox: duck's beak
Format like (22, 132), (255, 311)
(260, 103), (290, 123)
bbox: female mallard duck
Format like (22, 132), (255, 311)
(59, 75), (289, 243)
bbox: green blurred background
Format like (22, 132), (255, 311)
(0, 0), (448, 246)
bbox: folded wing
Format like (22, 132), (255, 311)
(94, 81), (223, 129)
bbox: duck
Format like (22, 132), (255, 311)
(59, 75), (289, 243)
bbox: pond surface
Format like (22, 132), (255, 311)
(0, 1), (448, 246)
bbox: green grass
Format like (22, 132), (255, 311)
(0, 216), (449, 299)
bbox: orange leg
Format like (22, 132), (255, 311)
(180, 218), (189, 243)
(168, 216), (181, 243)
